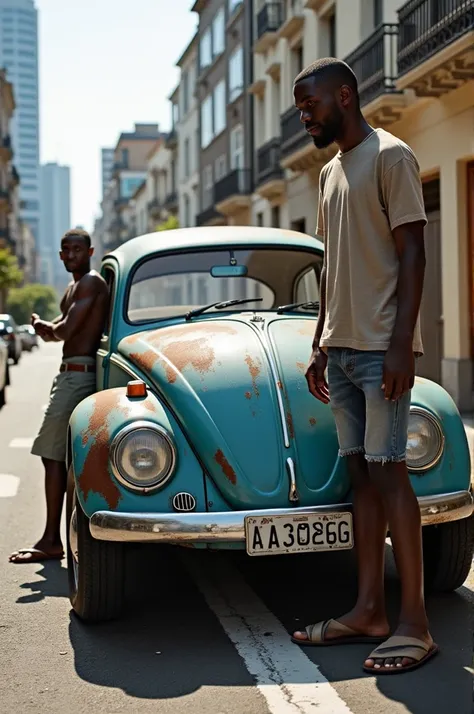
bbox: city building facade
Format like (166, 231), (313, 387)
(0, 67), (15, 250)
(101, 147), (114, 198)
(193, 0), (255, 228)
(39, 162), (71, 292)
(0, 0), (40, 246)
(175, 33), (199, 228)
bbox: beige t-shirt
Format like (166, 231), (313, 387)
(316, 128), (427, 355)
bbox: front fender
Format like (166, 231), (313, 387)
(68, 387), (207, 518)
(410, 377), (471, 496)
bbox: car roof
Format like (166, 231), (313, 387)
(102, 226), (324, 266)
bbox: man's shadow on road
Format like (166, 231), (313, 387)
(15, 560), (68, 604)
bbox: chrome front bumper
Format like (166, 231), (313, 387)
(89, 490), (474, 543)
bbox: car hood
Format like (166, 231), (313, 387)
(118, 315), (347, 510)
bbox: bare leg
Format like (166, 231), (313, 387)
(293, 453), (390, 641)
(364, 460), (433, 670)
(9, 458), (67, 563)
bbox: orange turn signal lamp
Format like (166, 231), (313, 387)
(127, 380), (147, 398)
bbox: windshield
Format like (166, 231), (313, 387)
(127, 247), (323, 324)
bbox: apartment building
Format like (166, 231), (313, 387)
(175, 33), (199, 228)
(193, 0), (254, 227)
(250, 0), (474, 411)
(146, 134), (179, 231)
(98, 123), (164, 255)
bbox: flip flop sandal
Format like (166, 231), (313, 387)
(9, 548), (64, 564)
(363, 635), (440, 674)
(291, 619), (389, 647)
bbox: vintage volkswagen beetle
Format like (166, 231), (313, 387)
(67, 226), (474, 622)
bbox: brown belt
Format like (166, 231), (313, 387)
(60, 363), (96, 373)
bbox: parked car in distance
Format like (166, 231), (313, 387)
(0, 335), (9, 408)
(18, 324), (38, 351)
(66, 226), (474, 623)
(0, 314), (22, 364)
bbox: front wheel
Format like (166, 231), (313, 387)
(66, 470), (126, 623)
(423, 514), (474, 593)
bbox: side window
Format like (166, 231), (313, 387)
(102, 268), (116, 339)
(295, 262), (322, 304)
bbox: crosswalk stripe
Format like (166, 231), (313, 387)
(0, 474), (20, 498)
(9, 438), (34, 449)
(183, 552), (354, 714)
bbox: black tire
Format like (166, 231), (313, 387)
(6, 364), (10, 386)
(423, 514), (474, 593)
(0, 383), (5, 408)
(66, 471), (126, 623)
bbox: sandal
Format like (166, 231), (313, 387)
(363, 635), (440, 674)
(291, 618), (388, 647)
(9, 548), (64, 564)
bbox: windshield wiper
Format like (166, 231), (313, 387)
(276, 301), (320, 315)
(185, 297), (263, 321)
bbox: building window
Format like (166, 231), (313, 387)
(229, 45), (244, 102)
(182, 71), (189, 115)
(184, 137), (190, 178)
(215, 154), (227, 181)
(213, 79), (226, 136)
(230, 125), (244, 170)
(256, 212), (264, 227)
(212, 8), (225, 58)
(329, 12), (336, 56)
(373, 0), (382, 27)
(202, 165), (213, 209)
(200, 28), (212, 69)
(184, 194), (190, 227)
(172, 101), (179, 127)
(201, 94), (213, 148)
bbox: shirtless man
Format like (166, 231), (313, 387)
(9, 229), (109, 564)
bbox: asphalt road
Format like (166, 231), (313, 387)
(1, 343), (473, 714)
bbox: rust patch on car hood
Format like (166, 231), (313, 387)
(214, 449), (237, 485)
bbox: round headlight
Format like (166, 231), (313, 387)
(406, 408), (444, 472)
(111, 422), (176, 492)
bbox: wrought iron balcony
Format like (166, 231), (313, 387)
(344, 24), (400, 108)
(398, 0), (474, 78)
(147, 197), (161, 214)
(215, 169), (251, 206)
(196, 205), (223, 226)
(257, 138), (283, 186)
(280, 107), (310, 160)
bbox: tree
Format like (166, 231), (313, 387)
(156, 215), (179, 232)
(6, 283), (59, 325)
(0, 248), (23, 312)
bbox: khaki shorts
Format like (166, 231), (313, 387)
(31, 357), (97, 463)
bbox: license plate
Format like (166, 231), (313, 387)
(245, 512), (354, 557)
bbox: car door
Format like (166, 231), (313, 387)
(96, 264), (117, 390)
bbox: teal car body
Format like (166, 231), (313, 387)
(66, 226), (474, 622)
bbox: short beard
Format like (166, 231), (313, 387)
(311, 110), (344, 150)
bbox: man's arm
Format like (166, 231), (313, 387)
(390, 222), (425, 347)
(52, 275), (101, 342)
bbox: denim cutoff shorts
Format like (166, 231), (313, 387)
(326, 348), (410, 464)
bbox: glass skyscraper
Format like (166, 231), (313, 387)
(0, 0), (40, 246)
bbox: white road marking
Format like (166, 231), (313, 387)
(9, 438), (34, 449)
(0, 474), (20, 498)
(183, 553), (354, 714)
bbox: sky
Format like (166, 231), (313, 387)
(37, 0), (198, 233)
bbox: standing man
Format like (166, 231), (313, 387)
(9, 229), (108, 565)
(291, 59), (438, 674)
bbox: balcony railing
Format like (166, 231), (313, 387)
(257, 138), (283, 185)
(345, 24), (400, 107)
(215, 169), (252, 204)
(397, 0), (474, 77)
(196, 205), (222, 226)
(280, 106), (309, 159)
(147, 197), (161, 213)
(257, 2), (283, 38)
